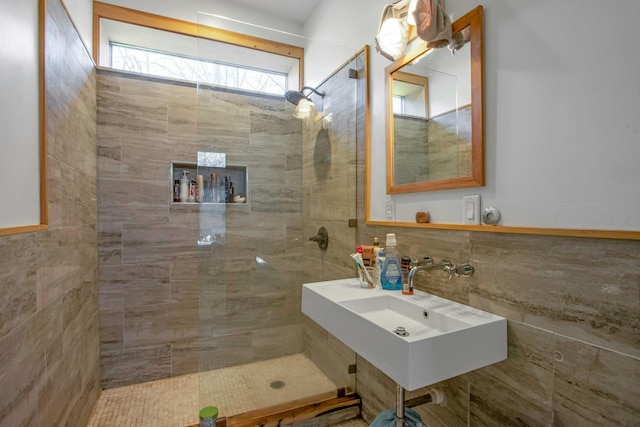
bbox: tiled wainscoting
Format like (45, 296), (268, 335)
(353, 227), (640, 426)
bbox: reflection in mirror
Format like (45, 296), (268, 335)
(385, 6), (483, 194)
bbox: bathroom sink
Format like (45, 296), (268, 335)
(338, 294), (471, 339)
(301, 278), (507, 391)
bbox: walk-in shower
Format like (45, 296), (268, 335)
(192, 13), (367, 423)
(92, 6), (367, 422)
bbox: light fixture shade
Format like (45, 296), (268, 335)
(407, 0), (418, 25)
(375, 16), (409, 61)
(293, 98), (314, 119)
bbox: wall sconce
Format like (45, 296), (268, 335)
(376, 0), (452, 60)
(375, 0), (412, 61)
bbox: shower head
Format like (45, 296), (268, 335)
(284, 86), (326, 105)
(284, 90), (307, 106)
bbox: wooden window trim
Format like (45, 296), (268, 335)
(92, 1), (304, 88)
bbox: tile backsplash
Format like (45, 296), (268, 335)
(354, 226), (640, 425)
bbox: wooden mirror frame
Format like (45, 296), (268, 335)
(385, 5), (483, 194)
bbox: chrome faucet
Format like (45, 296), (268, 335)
(408, 257), (474, 289)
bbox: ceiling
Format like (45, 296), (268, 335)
(227, 0), (323, 25)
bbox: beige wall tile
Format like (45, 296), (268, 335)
(98, 221), (122, 265)
(101, 344), (172, 388)
(356, 221), (640, 426)
(553, 335), (640, 425)
(467, 321), (555, 425)
(123, 300), (199, 348)
(0, 5), (99, 424)
(98, 178), (170, 223)
(468, 233), (640, 358)
(0, 234), (37, 338)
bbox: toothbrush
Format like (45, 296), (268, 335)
(351, 253), (374, 286)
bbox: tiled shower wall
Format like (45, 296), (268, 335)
(355, 224), (640, 423)
(301, 50), (368, 392)
(393, 105), (471, 185)
(97, 70), (306, 388)
(0, 0), (100, 425)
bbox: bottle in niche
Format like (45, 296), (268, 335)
(210, 173), (218, 203)
(196, 175), (204, 203)
(219, 176), (225, 203)
(381, 233), (402, 290)
(189, 181), (196, 202)
(179, 170), (190, 202)
(173, 180), (180, 202)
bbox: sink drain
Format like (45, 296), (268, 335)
(393, 326), (410, 337)
(270, 380), (285, 389)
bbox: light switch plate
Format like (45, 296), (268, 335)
(385, 198), (395, 220)
(463, 195), (481, 225)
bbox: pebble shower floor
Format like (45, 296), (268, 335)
(87, 353), (358, 427)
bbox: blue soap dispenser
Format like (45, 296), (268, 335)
(381, 233), (402, 290)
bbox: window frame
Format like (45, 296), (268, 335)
(92, 1), (304, 89)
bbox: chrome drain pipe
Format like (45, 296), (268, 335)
(396, 383), (405, 427)
(395, 384), (446, 426)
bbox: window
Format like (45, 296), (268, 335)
(392, 95), (405, 114)
(94, 3), (304, 95)
(111, 43), (287, 95)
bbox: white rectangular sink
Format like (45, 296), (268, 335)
(302, 278), (507, 391)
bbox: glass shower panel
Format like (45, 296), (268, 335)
(194, 12), (360, 420)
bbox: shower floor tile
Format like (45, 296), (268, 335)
(87, 353), (339, 427)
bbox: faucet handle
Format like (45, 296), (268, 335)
(455, 263), (474, 278)
(411, 256), (433, 267)
(441, 259), (454, 279)
(444, 261), (474, 279)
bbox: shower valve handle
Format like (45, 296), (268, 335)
(308, 227), (329, 250)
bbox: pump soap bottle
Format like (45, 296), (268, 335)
(179, 170), (190, 202)
(380, 233), (402, 290)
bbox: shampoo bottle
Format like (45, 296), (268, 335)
(210, 174), (218, 203)
(372, 237), (381, 268)
(196, 175), (204, 203)
(381, 233), (402, 290)
(179, 170), (190, 202)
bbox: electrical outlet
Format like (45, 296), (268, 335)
(462, 195), (481, 225)
(385, 198), (395, 220)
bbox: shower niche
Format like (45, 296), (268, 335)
(171, 161), (248, 204)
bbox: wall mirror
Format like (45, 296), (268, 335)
(385, 6), (483, 194)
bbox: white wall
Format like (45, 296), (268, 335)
(99, 0), (304, 42)
(307, 0), (640, 231)
(60, 0), (93, 54)
(61, 0), (640, 231)
(0, 0), (41, 228)
(302, 0), (386, 86)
